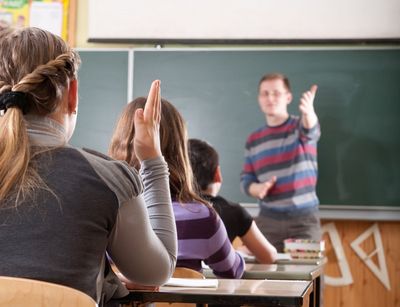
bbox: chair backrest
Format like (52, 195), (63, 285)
(172, 267), (205, 279)
(0, 276), (97, 307)
(155, 268), (207, 307)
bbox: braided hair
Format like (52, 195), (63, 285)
(0, 27), (81, 204)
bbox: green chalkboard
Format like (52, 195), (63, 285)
(132, 49), (400, 207)
(70, 50), (129, 153)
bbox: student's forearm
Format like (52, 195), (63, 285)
(109, 156), (177, 285)
(241, 222), (278, 264)
(140, 156), (177, 270)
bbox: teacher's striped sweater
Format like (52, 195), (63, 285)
(241, 115), (320, 213)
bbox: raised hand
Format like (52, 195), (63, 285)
(299, 84), (318, 129)
(133, 80), (162, 162)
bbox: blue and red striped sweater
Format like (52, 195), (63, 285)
(241, 115), (320, 213)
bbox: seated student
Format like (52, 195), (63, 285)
(188, 138), (278, 264)
(109, 97), (244, 279)
(0, 27), (176, 305)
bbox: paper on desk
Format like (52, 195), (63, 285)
(165, 278), (218, 288)
(201, 261), (210, 269)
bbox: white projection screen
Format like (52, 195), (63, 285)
(88, 0), (400, 43)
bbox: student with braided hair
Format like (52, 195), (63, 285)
(0, 27), (177, 305)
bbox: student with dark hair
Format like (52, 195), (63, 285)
(189, 138), (277, 264)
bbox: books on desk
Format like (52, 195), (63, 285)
(284, 239), (325, 259)
(276, 252), (292, 261)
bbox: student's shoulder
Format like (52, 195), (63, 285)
(212, 195), (240, 210)
(173, 201), (217, 221)
(77, 148), (143, 199)
(213, 195), (252, 218)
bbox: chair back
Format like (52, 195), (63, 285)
(172, 267), (205, 279)
(0, 276), (97, 307)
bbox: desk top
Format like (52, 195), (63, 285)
(122, 279), (313, 307)
(242, 253), (326, 265)
(203, 263), (324, 280)
(276, 258), (326, 265)
(244, 263), (323, 280)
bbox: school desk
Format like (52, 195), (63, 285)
(116, 279), (313, 307)
(242, 252), (326, 266)
(203, 263), (323, 307)
(275, 258), (326, 265)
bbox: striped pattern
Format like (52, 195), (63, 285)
(173, 201), (244, 279)
(241, 115), (320, 212)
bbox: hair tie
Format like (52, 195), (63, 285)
(0, 91), (30, 116)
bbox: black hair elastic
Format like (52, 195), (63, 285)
(0, 91), (30, 115)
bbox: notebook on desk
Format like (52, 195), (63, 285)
(276, 253), (292, 261)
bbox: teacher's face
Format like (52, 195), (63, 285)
(258, 79), (292, 117)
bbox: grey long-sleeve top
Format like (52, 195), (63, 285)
(0, 115), (177, 303)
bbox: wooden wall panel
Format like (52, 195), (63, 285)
(322, 220), (400, 307)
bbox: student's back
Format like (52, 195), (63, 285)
(0, 146), (137, 298)
(173, 201), (243, 277)
(201, 194), (253, 243)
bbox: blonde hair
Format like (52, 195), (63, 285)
(109, 97), (207, 205)
(0, 27), (81, 203)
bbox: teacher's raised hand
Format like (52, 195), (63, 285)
(299, 84), (318, 129)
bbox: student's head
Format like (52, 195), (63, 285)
(188, 138), (222, 196)
(0, 27), (80, 202)
(258, 73), (292, 117)
(0, 27), (80, 136)
(109, 97), (205, 204)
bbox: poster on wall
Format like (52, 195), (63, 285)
(0, 0), (70, 41)
(0, 0), (30, 28)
